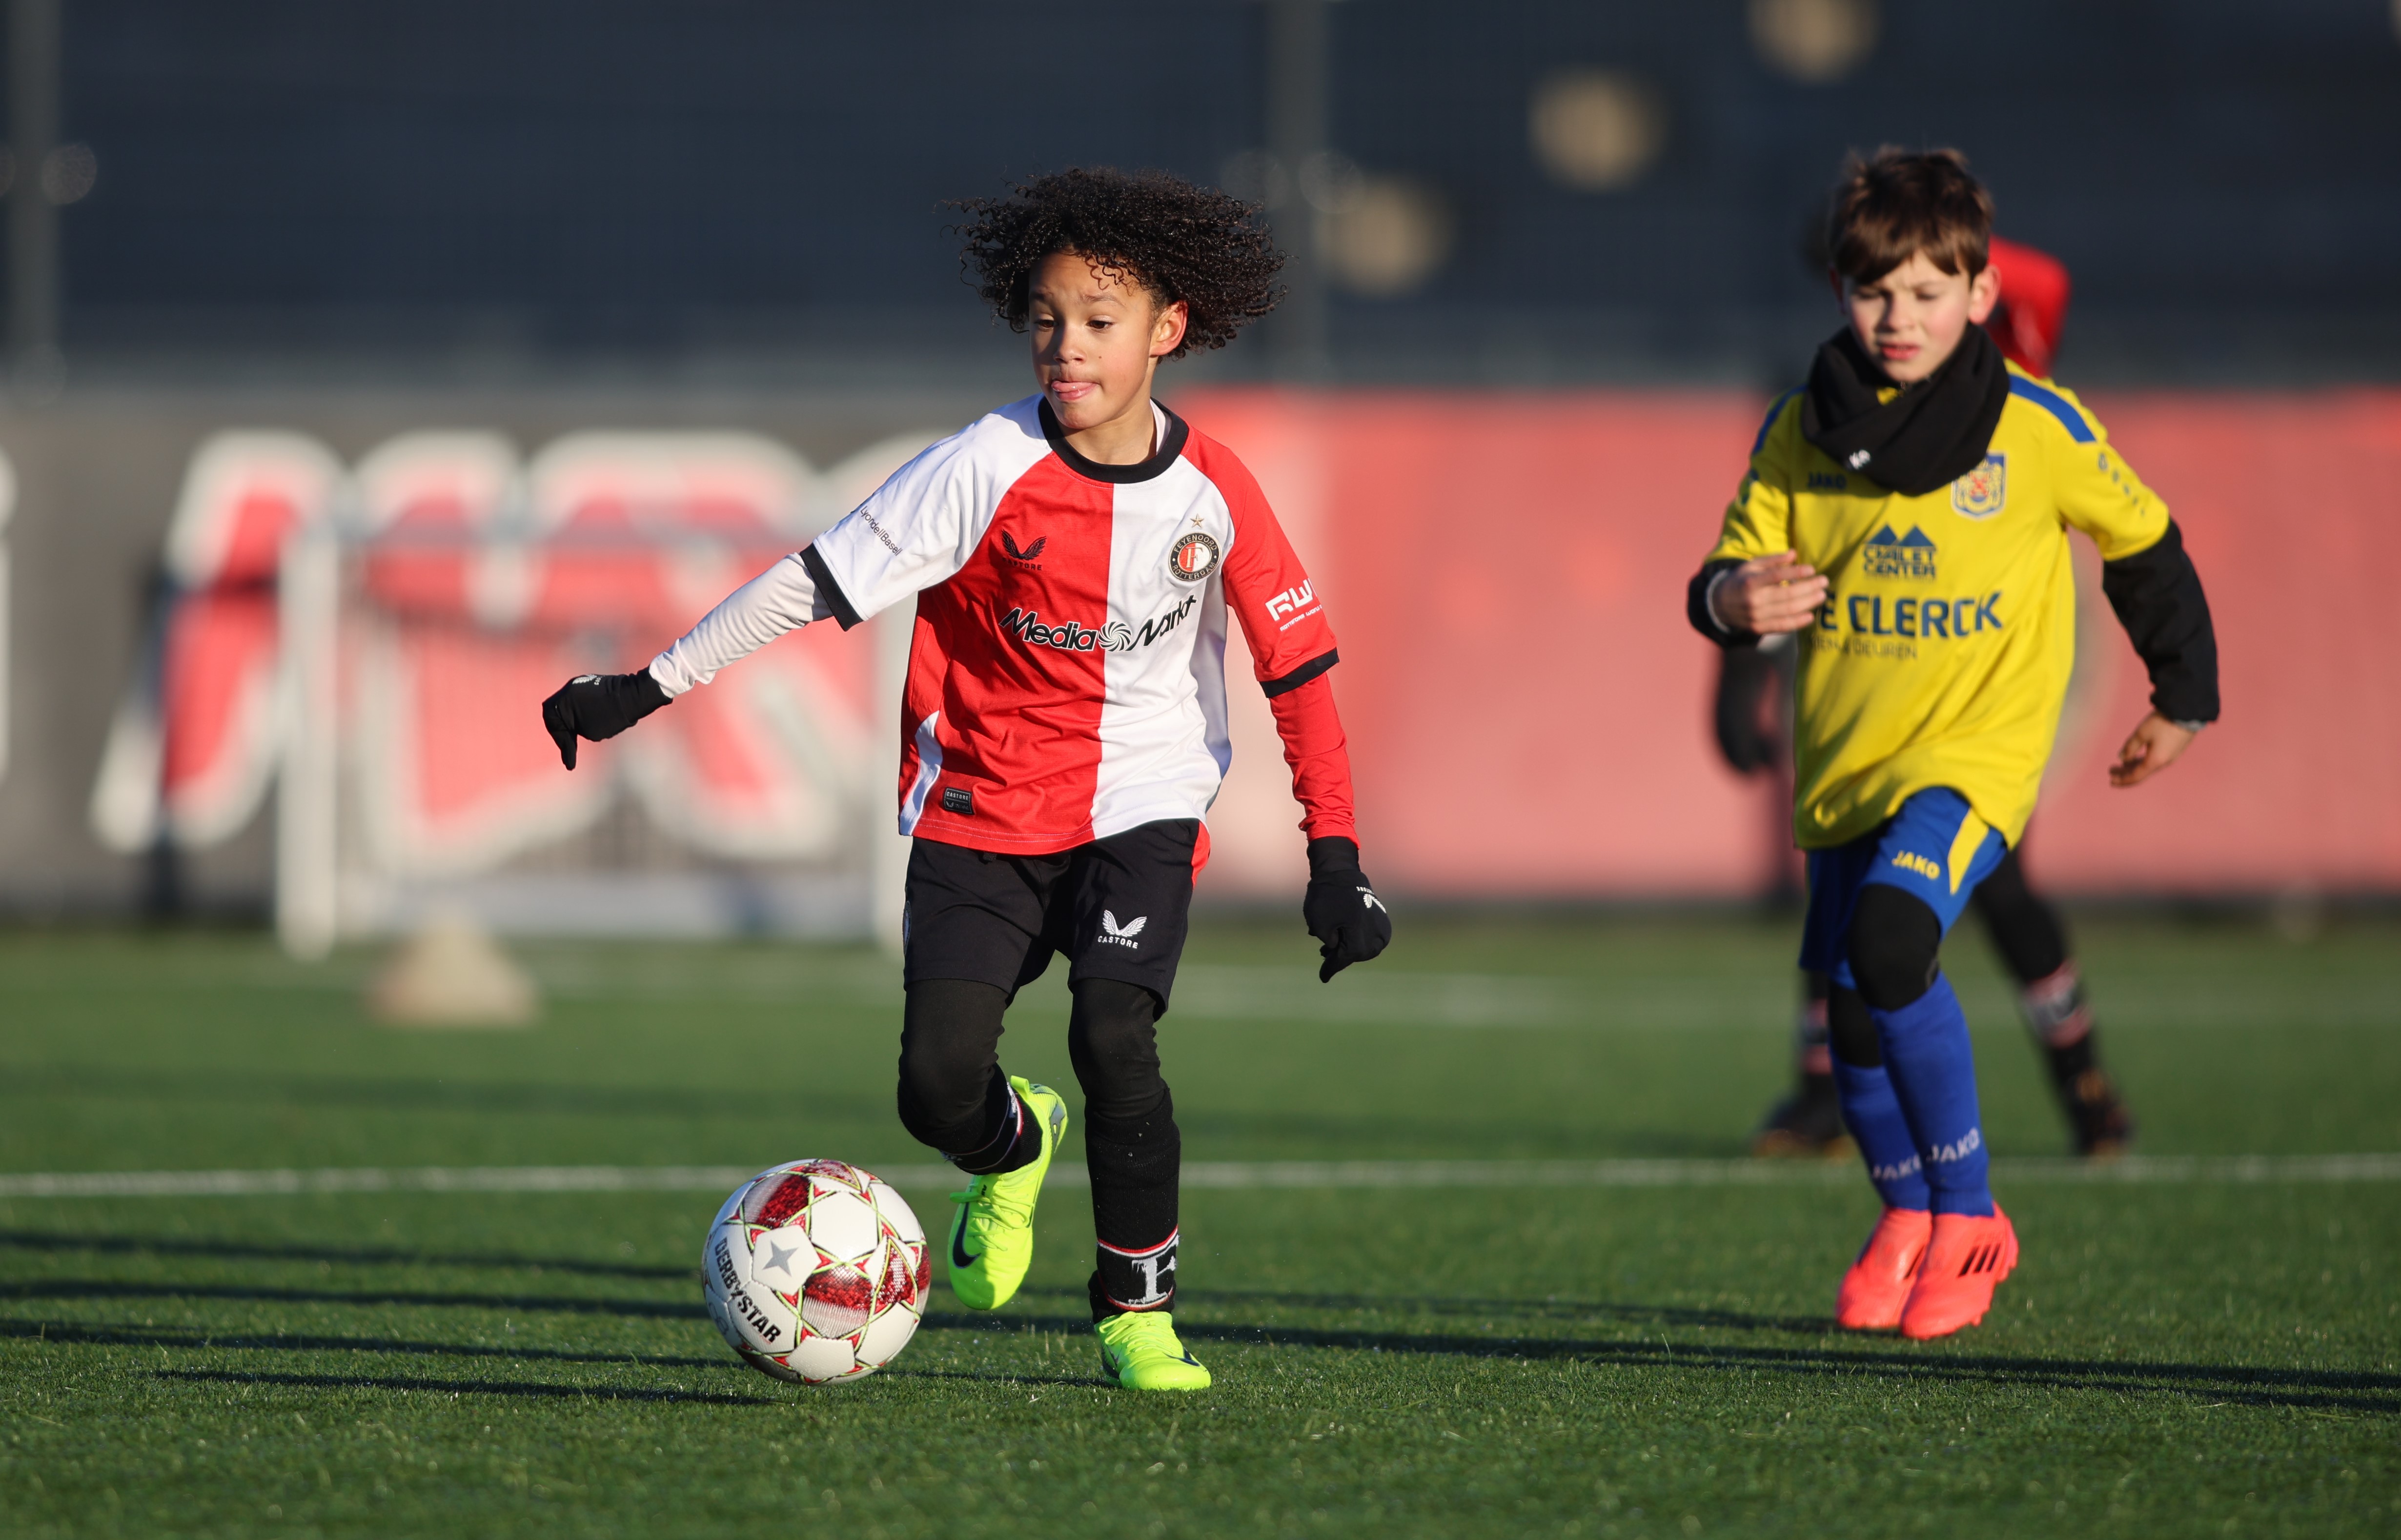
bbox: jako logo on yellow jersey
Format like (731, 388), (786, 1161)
(1890, 851), (1942, 881)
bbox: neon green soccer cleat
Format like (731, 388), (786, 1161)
(944, 1076), (1066, 1312)
(1096, 1310), (1212, 1391)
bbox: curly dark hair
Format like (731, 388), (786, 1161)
(952, 167), (1285, 358)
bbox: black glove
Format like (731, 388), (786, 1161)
(1302, 835), (1391, 983)
(542, 670), (671, 770)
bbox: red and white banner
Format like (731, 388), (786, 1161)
(1180, 386), (2401, 898)
(92, 394), (2401, 910)
(91, 433), (344, 852)
(94, 430), (908, 893)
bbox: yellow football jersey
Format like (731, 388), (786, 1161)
(1708, 364), (2169, 850)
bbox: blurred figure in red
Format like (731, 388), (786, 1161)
(1730, 233), (2136, 1160)
(1984, 235), (2071, 377)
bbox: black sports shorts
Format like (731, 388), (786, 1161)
(902, 818), (1200, 1011)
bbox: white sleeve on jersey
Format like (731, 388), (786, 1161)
(645, 553), (832, 698)
(803, 409), (1043, 626)
(647, 404), (1042, 695)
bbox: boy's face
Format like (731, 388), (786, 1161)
(1840, 250), (2001, 385)
(1028, 251), (1188, 433)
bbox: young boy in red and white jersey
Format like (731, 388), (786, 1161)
(543, 168), (1390, 1389)
(1688, 149), (2218, 1339)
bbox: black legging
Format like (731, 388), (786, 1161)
(1966, 845), (2070, 984)
(895, 974), (1181, 1268)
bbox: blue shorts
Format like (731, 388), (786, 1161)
(1800, 788), (2009, 990)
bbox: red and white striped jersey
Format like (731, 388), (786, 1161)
(651, 394), (1354, 857)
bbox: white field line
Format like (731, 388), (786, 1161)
(0, 1154), (2396, 1200)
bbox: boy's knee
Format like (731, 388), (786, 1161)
(1067, 977), (1166, 1124)
(896, 978), (1009, 1143)
(1847, 885), (1943, 1010)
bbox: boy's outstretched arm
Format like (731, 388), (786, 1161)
(2098, 521), (2218, 787)
(2049, 403), (2220, 790)
(541, 423), (986, 769)
(542, 551), (833, 769)
(1200, 443), (1389, 981)
(1266, 671), (1390, 981)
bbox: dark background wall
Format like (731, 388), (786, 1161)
(43, 0), (2401, 385)
(3, 1), (2398, 915)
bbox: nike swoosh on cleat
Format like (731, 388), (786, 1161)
(950, 1212), (979, 1270)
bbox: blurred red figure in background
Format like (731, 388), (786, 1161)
(1984, 235), (2071, 377)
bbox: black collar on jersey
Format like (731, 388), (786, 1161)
(1800, 323), (2009, 498)
(1037, 397), (1191, 485)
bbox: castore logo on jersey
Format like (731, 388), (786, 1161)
(997, 531), (1047, 567)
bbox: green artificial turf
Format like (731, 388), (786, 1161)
(1, 913), (2396, 1538)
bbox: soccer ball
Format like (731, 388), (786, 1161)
(701, 1159), (929, 1384)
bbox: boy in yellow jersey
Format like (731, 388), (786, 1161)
(1687, 149), (2218, 1340)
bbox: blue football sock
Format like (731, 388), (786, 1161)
(1829, 1057), (1931, 1211)
(1872, 972), (1994, 1217)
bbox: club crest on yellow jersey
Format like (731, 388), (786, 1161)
(1951, 454), (2007, 520)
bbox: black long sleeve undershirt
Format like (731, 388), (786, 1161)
(2100, 518), (2219, 724)
(1684, 558), (1753, 647)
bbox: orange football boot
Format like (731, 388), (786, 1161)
(1835, 1207), (1932, 1331)
(1899, 1205), (2019, 1340)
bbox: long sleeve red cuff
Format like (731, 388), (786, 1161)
(1266, 673), (1357, 844)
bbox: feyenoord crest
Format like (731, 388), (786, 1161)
(1951, 453), (2007, 520)
(1166, 531), (1220, 583)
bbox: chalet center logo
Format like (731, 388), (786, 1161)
(1863, 525), (1938, 581)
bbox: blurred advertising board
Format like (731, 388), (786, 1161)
(61, 388), (2401, 940)
(1177, 387), (2401, 902)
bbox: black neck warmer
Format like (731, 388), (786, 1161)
(1800, 323), (2009, 497)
